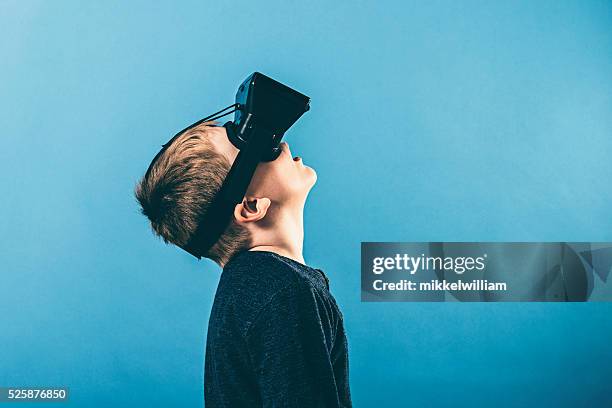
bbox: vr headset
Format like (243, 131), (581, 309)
(144, 72), (310, 259)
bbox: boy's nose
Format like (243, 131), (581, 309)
(280, 141), (290, 155)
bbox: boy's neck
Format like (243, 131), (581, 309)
(248, 204), (305, 265)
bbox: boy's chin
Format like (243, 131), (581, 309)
(305, 166), (317, 187)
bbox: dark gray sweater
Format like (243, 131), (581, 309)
(204, 250), (352, 407)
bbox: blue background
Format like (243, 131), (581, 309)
(2, 0), (611, 406)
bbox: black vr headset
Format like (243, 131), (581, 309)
(144, 72), (310, 259)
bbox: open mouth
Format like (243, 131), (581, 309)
(293, 156), (301, 162)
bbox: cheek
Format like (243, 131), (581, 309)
(249, 162), (290, 195)
(276, 163), (302, 191)
(248, 159), (309, 198)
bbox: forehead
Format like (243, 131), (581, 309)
(208, 125), (239, 163)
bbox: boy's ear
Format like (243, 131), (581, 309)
(233, 197), (272, 224)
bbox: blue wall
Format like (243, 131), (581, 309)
(1, 0), (611, 406)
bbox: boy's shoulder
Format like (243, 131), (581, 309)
(210, 250), (331, 335)
(219, 250), (328, 296)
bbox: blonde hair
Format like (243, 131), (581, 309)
(135, 121), (251, 266)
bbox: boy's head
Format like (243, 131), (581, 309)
(135, 121), (317, 266)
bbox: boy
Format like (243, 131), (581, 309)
(135, 121), (352, 407)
